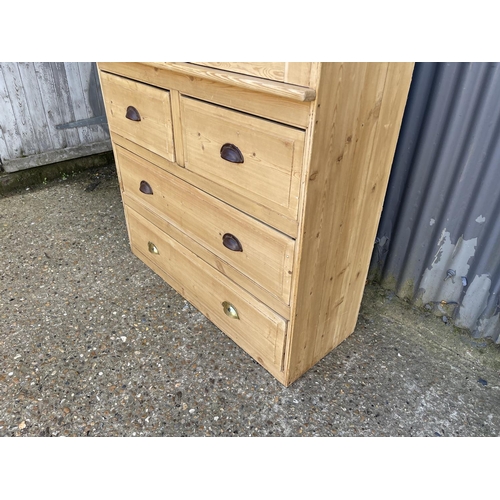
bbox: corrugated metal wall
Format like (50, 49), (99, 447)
(370, 62), (500, 343)
(0, 62), (110, 173)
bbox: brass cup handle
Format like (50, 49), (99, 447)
(148, 241), (159, 254)
(222, 301), (239, 320)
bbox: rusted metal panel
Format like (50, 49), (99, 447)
(0, 62), (110, 173)
(370, 62), (500, 343)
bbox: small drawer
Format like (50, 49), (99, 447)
(117, 146), (295, 305)
(100, 72), (175, 162)
(180, 96), (305, 222)
(125, 206), (287, 377)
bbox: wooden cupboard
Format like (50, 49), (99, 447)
(97, 62), (414, 386)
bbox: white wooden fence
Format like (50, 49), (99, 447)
(0, 62), (111, 173)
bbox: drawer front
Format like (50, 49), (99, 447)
(117, 146), (294, 304)
(125, 206), (287, 376)
(100, 71), (175, 162)
(180, 96), (305, 222)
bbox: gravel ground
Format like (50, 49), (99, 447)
(1, 163), (499, 437)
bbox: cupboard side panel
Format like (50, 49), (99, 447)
(285, 62), (414, 385)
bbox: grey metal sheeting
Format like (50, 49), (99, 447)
(370, 62), (500, 343)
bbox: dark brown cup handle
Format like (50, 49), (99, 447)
(222, 233), (243, 252)
(220, 143), (244, 163)
(126, 106), (141, 121)
(139, 180), (153, 195)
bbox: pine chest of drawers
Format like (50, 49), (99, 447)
(97, 62), (413, 386)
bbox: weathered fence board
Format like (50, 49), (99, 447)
(0, 62), (110, 173)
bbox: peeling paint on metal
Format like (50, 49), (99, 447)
(456, 274), (491, 330)
(370, 62), (500, 343)
(420, 229), (477, 305)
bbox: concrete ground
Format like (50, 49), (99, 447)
(1, 161), (499, 437)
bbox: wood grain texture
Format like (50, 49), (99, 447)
(98, 61), (414, 386)
(192, 62), (286, 82)
(122, 192), (291, 319)
(180, 96), (305, 223)
(152, 62), (316, 101)
(284, 63), (414, 385)
(100, 71), (175, 162)
(0, 65), (22, 160)
(117, 146), (295, 305)
(0, 62), (110, 169)
(191, 63), (319, 88)
(1, 62), (38, 158)
(126, 206), (288, 381)
(50, 62), (85, 148)
(98, 63), (312, 129)
(110, 133), (301, 238)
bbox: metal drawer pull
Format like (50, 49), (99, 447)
(222, 233), (243, 252)
(222, 301), (239, 319)
(220, 143), (244, 163)
(139, 180), (153, 195)
(148, 241), (159, 255)
(126, 105), (141, 121)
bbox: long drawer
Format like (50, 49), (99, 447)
(117, 146), (295, 305)
(125, 206), (288, 378)
(180, 96), (305, 222)
(100, 71), (175, 162)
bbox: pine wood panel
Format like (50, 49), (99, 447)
(122, 192), (291, 319)
(98, 61), (414, 386)
(180, 96), (305, 222)
(117, 146), (295, 304)
(285, 63), (319, 88)
(191, 63), (319, 88)
(99, 72), (175, 162)
(98, 63), (312, 129)
(284, 63), (414, 385)
(192, 62), (286, 82)
(126, 206), (288, 380)
(152, 62), (316, 101)
(109, 133), (300, 238)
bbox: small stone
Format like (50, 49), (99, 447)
(189, 408), (195, 414)
(478, 378), (488, 386)
(120, 336), (127, 342)
(19, 421), (26, 429)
